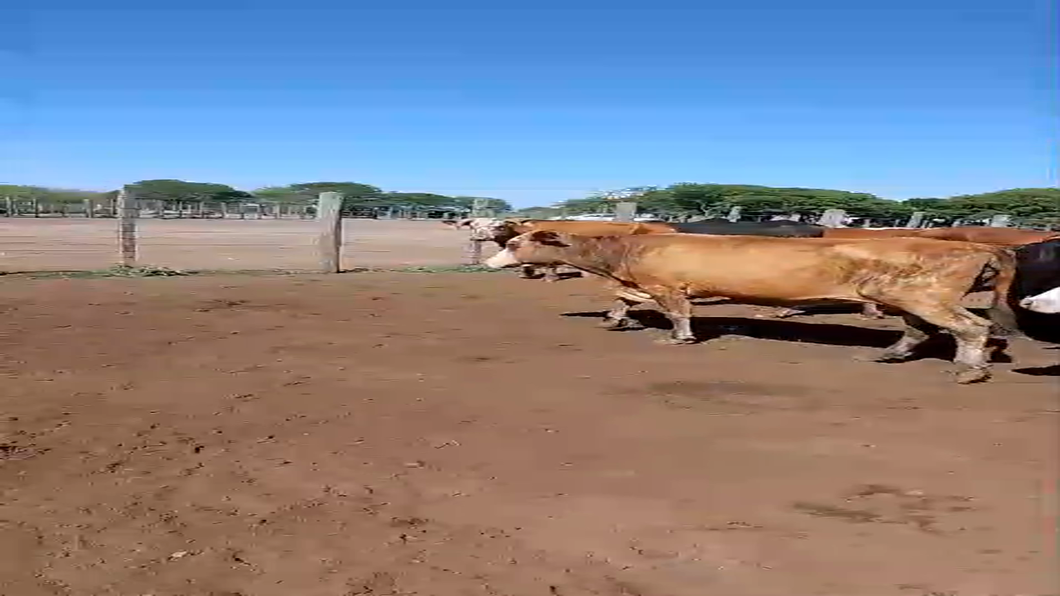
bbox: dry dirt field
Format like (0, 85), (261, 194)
(0, 218), (476, 272)
(0, 271), (1057, 596)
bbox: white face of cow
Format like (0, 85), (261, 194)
(484, 247), (520, 269)
(1019, 285), (1060, 314)
(455, 218), (509, 241)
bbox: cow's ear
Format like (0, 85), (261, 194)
(530, 230), (570, 246)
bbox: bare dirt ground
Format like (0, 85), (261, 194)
(0, 272), (1056, 596)
(0, 219), (478, 271)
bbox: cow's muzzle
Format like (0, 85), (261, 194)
(1019, 286), (1060, 314)
(484, 248), (520, 269)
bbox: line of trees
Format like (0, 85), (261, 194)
(0, 180), (513, 218)
(514, 184), (1060, 227)
(3, 180), (1057, 226)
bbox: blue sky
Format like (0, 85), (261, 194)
(4, 0), (1055, 206)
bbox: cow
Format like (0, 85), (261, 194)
(445, 218), (673, 281)
(1010, 239), (1060, 344)
(669, 219), (826, 237)
(485, 231), (1020, 384)
(446, 217), (883, 319)
(915, 226), (1060, 246)
(788, 226), (1060, 320)
(822, 225), (1060, 246)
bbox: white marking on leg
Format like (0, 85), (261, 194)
(1020, 285), (1060, 314)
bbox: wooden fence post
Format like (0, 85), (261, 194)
(316, 192), (344, 273)
(3, 197), (12, 217)
(818, 209), (847, 227)
(988, 214), (1012, 228)
(117, 187), (138, 267)
(613, 201), (637, 223)
(463, 198), (492, 265)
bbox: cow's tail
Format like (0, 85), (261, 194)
(975, 247), (1022, 338)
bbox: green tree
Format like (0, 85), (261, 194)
(127, 179), (251, 203)
(0, 184), (114, 207)
(900, 189), (1060, 225)
(251, 182), (384, 208)
(0, 185), (53, 201)
(450, 196), (514, 215)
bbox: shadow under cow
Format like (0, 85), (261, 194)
(560, 310), (1014, 364)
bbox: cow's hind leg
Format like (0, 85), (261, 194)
(649, 290), (696, 345)
(895, 304), (993, 384)
(874, 313), (934, 363)
(860, 303), (885, 319)
(518, 264), (538, 279)
(765, 306), (805, 319)
(599, 297), (644, 330)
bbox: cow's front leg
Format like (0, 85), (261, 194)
(542, 265), (562, 282)
(518, 264), (538, 279)
(651, 290), (697, 344)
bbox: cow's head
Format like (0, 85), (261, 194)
(485, 230), (573, 269)
(1020, 286), (1060, 314)
(443, 218), (520, 242)
(1014, 239), (1060, 315)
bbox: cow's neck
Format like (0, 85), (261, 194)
(556, 237), (630, 280)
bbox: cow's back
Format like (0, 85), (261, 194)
(916, 226), (1060, 246)
(614, 234), (1000, 299)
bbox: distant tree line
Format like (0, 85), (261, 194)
(2, 180), (1057, 226)
(0, 180), (513, 218)
(514, 184), (1060, 228)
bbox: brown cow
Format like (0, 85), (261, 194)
(485, 231), (1019, 384)
(447, 218), (671, 281)
(913, 226), (1060, 245)
(782, 226), (1060, 320)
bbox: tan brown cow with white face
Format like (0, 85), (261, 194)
(486, 231), (1019, 384)
(445, 218), (672, 281)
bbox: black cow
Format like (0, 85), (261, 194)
(1011, 239), (1060, 344)
(669, 219), (826, 237)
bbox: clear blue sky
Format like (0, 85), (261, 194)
(5, 0), (1055, 206)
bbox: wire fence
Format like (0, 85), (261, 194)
(1, 194), (1052, 274)
(0, 217), (479, 273)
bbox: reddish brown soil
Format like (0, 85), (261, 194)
(0, 272), (1056, 596)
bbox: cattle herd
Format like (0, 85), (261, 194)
(445, 217), (1060, 384)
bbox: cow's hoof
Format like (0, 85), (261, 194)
(871, 352), (913, 363)
(599, 318), (643, 331)
(955, 367), (991, 384)
(544, 277), (560, 283)
(654, 337), (696, 345)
